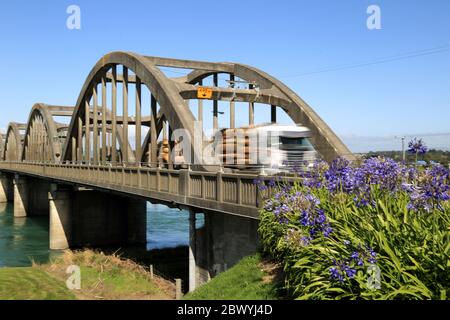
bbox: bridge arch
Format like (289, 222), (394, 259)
(21, 104), (74, 163)
(0, 133), (5, 160)
(62, 51), (199, 166)
(184, 64), (353, 162)
(60, 51), (353, 167)
(3, 122), (26, 161)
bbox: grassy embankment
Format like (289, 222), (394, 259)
(0, 267), (76, 300)
(0, 250), (175, 300)
(184, 254), (283, 300)
(0, 250), (283, 300)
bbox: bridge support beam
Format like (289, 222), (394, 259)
(49, 185), (147, 250)
(49, 188), (72, 250)
(0, 173), (12, 203)
(188, 210), (201, 292)
(188, 211), (259, 291)
(13, 174), (28, 218)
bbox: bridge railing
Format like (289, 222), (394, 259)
(0, 162), (297, 219)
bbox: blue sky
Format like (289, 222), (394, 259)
(0, 0), (449, 151)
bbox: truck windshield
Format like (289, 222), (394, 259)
(278, 136), (314, 150)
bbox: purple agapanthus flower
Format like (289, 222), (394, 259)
(408, 138), (428, 155)
(325, 157), (356, 193)
(329, 261), (357, 283)
(329, 244), (378, 283)
(404, 163), (450, 212)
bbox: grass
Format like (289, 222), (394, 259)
(184, 254), (283, 300)
(0, 267), (75, 300)
(0, 251), (283, 300)
(34, 250), (176, 300)
(0, 250), (176, 300)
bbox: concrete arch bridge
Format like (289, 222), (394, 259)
(0, 52), (353, 291)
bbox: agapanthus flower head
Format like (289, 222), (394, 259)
(403, 163), (450, 212)
(350, 252), (359, 260)
(329, 261), (357, 283)
(285, 229), (311, 247)
(325, 157), (355, 193)
(329, 244), (378, 283)
(408, 138), (428, 155)
(253, 177), (268, 191)
(293, 192), (333, 239)
(300, 159), (329, 188)
(329, 267), (344, 283)
(266, 178), (276, 188)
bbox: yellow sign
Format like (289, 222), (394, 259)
(197, 87), (213, 99)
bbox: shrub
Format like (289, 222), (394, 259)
(258, 157), (450, 300)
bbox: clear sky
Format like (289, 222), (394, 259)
(0, 0), (449, 151)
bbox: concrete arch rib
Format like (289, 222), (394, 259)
(21, 103), (73, 163)
(140, 112), (164, 164)
(186, 64), (354, 162)
(0, 133), (4, 159)
(234, 63), (354, 162)
(3, 122), (25, 161)
(62, 51), (198, 163)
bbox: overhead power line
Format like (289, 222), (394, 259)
(159, 44), (450, 81)
(279, 45), (450, 78)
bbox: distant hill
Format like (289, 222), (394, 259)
(362, 149), (450, 166)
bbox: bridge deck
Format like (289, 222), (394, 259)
(0, 162), (276, 219)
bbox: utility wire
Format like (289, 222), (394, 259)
(278, 45), (450, 78)
(391, 132), (450, 138)
(159, 67), (189, 76)
(159, 44), (450, 81)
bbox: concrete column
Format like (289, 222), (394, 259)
(49, 188), (147, 250)
(28, 178), (51, 215)
(49, 189), (73, 250)
(127, 199), (147, 244)
(189, 210), (197, 292)
(196, 214), (211, 285)
(211, 213), (259, 275)
(71, 190), (147, 247)
(0, 173), (10, 203)
(192, 212), (259, 287)
(13, 174), (28, 218)
(6, 177), (13, 202)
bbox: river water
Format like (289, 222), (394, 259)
(0, 202), (192, 268)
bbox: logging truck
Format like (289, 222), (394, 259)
(215, 124), (316, 174)
(156, 124), (316, 174)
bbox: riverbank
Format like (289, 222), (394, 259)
(184, 254), (284, 300)
(0, 250), (284, 300)
(0, 267), (76, 300)
(0, 250), (176, 300)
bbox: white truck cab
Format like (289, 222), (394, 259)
(216, 123), (316, 175)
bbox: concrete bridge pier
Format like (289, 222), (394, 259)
(28, 178), (51, 215)
(13, 174), (28, 217)
(49, 185), (147, 250)
(0, 173), (13, 203)
(188, 210), (259, 291)
(11, 175), (51, 217)
(49, 187), (72, 250)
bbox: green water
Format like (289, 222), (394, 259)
(0, 202), (198, 268)
(0, 203), (55, 267)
